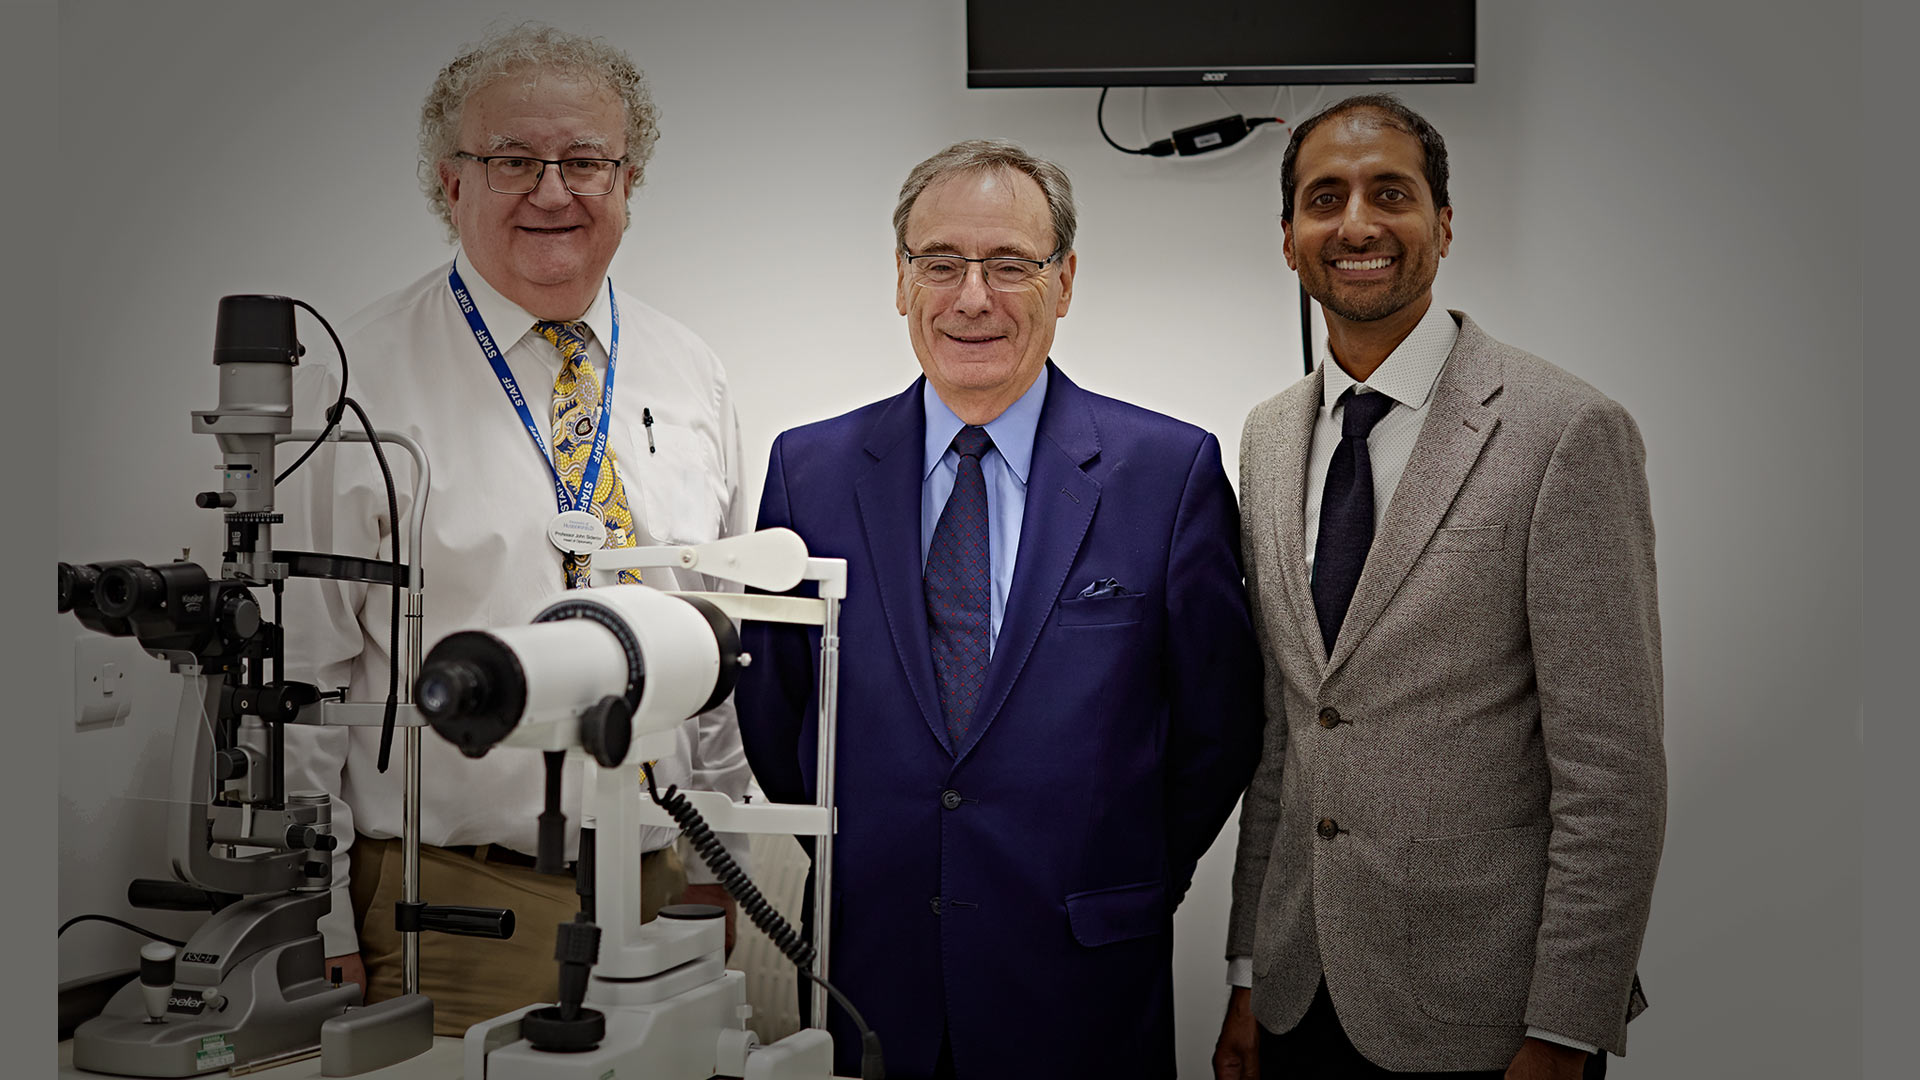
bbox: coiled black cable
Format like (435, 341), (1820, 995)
(641, 764), (884, 1080)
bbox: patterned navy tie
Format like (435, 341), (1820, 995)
(926, 425), (994, 749)
(1311, 388), (1396, 656)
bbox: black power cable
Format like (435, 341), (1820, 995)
(58, 915), (186, 947)
(276, 300), (350, 485)
(252, 296), (406, 772)
(1097, 87), (1174, 157)
(641, 764), (885, 1080)
(1098, 86), (1282, 159)
(335, 394), (405, 774)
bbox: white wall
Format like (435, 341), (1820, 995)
(53, 2), (1862, 1075)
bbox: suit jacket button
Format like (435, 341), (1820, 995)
(929, 896), (943, 916)
(941, 789), (963, 810)
(1316, 818), (1340, 839)
(1317, 707), (1341, 728)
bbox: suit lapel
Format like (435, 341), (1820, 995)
(1327, 316), (1503, 674)
(953, 366), (1100, 762)
(852, 380), (949, 749)
(1269, 368), (1329, 682)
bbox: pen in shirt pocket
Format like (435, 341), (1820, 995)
(642, 407), (656, 453)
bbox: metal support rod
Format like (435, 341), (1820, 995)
(269, 583), (285, 807)
(402, 587), (425, 994)
(275, 427), (432, 995)
(810, 594), (841, 1031)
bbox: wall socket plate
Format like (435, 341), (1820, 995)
(74, 634), (140, 730)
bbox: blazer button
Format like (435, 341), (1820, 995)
(929, 896), (943, 916)
(1316, 818), (1340, 839)
(1317, 707), (1342, 729)
(941, 789), (963, 810)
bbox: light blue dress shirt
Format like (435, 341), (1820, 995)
(920, 366), (1049, 655)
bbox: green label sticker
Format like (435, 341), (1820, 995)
(194, 1034), (235, 1071)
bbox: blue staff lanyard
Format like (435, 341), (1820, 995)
(449, 265), (621, 514)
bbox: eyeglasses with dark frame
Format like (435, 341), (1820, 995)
(901, 248), (1065, 293)
(452, 151), (628, 196)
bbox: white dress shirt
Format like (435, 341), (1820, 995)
(278, 252), (753, 955)
(1230, 302), (1597, 1055)
(1302, 301), (1458, 575)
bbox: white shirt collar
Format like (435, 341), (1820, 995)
(453, 248), (616, 367)
(1321, 301), (1460, 410)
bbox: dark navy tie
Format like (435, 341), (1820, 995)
(1311, 389), (1396, 656)
(926, 426), (993, 749)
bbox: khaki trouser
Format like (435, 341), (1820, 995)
(349, 835), (687, 1035)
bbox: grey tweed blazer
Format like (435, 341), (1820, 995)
(1226, 312), (1666, 1068)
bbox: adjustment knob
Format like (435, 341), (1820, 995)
(195, 491), (237, 509)
(218, 590), (262, 642)
(578, 696), (633, 769)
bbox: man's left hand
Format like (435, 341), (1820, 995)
(1505, 1038), (1589, 1080)
(680, 883), (738, 956)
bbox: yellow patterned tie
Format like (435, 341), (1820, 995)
(534, 321), (643, 588)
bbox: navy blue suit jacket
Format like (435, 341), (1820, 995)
(737, 364), (1264, 1079)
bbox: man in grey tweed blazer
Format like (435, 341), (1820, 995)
(1213, 96), (1665, 1080)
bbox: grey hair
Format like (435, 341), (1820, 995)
(893, 139), (1077, 255)
(418, 23), (660, 238)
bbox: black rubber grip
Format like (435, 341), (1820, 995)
(139, 951), (174, 988)
(127, 879), (239, 913)
(417, 904), (516, 939)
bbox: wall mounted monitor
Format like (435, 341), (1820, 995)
(967, 1), (1475, 88)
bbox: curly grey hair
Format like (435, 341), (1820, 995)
(893, 139), (1077, 256)
(418, 23), (660, 238)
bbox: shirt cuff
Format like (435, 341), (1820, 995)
(1527, 1027), (1600, 1054)
(1227, 955), (1253, 988)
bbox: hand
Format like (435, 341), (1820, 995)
(325, 952), (366, 1004)
(1505, 1037), (1589, 1080)
(1212, 986), (1260, 1079)
(679, 883), (738, 956)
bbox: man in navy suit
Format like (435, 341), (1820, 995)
(735, 139), (1265, 1079)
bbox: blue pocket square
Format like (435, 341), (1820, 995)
(1078, 577), (1132, 598)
